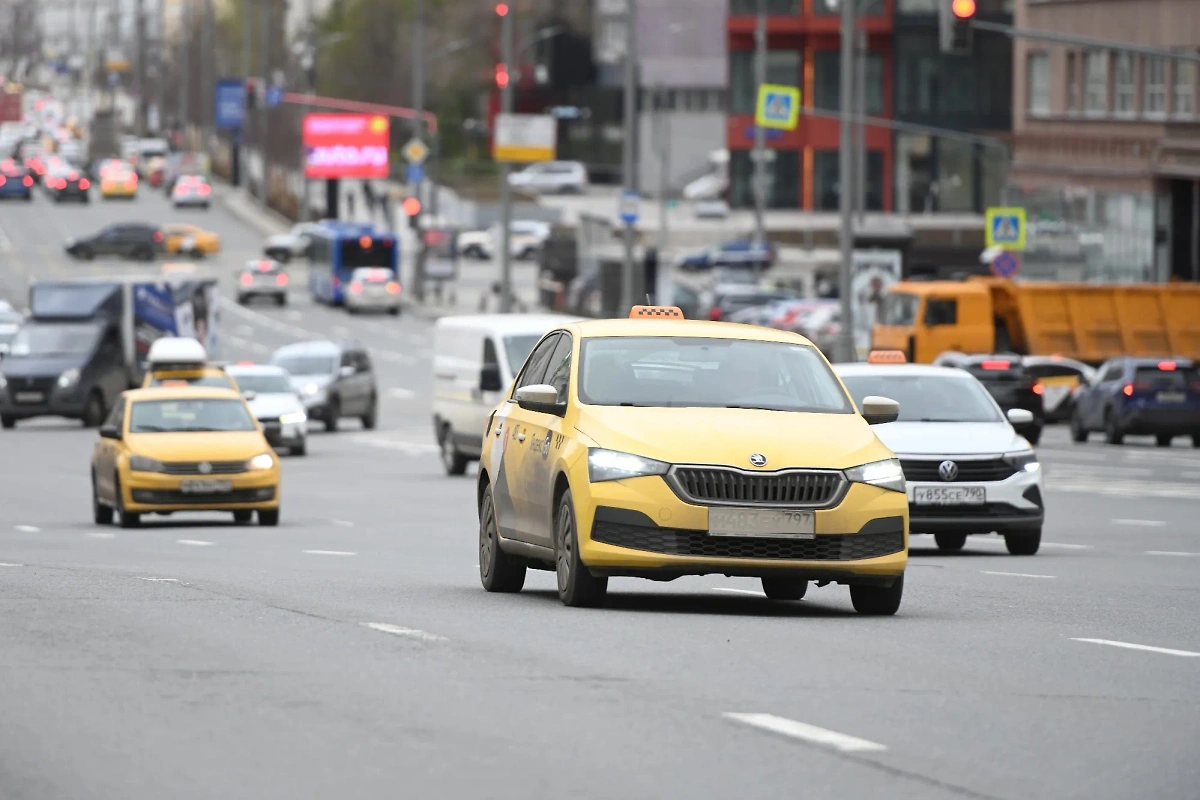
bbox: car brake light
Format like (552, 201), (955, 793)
(349, 281), (364, 295)
(276, 273), (288, 286)
(1158, 360), (1177, 371)
(239, 273), (253, 286)
(709, 308), (722, 321)
(1122, 384), (1134, 396)
(258, 261), (272, 271)
(385, 281), (401, 295)
(153, 231), (164, 242)
(23, 175), (32, 187)
(1032, 382), (1044, 395)
(79, 179), (90, 189)
(199, 185), (210, 195)
(0, 176), (5, 186)
(981, 360), (1010, 370)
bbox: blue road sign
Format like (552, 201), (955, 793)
(265, 85), (283, 107)
(406, 163), (425, 184)
(215, 79), (246, 129)
(990, 250), (1020, 279)
(619, 190), (639, 226)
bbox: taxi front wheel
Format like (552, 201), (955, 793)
(761, 577), (807, 601)
(555, 490), (608, 608)
(479, 489), (525, 592)
(849, 575), (903, 616)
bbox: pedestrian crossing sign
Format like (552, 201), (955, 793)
(755, 84), (801, 131)
(985, 206), (1027, 251)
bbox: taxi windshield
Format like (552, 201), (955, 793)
(840, 373), (1002, 422)
(579, 336), (853, 413)
(129, 398), (256, 433)
(146, 373), (232, 388)
(232, 374), (293, 394)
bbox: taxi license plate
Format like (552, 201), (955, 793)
(913, 486), (986, 505)
(180, 479), (233, 494)
(708, 508), (815, 538)
(14, 391), (44, 404)
(1157, 392), (1186, 403)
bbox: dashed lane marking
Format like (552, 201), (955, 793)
(361, 622), (447, 642)
(388, 388), (416, 400)
(86, 532), (117, 539)
(176, 539), (216, 547)
(14, 525), (40, 533)
(0, 563), (23, 567)
(1112, 519), (1166, 527)
(1145, 551), (1200, 557)
(723, 712), (887, 754)
(1071, 638), (1200, 658)
(712, 587), (766, 597)
(330, 519), (355, 527)
(981, 571), (1056, 579)
(303, 550), (357, 556)
(138, 577), (179, 582)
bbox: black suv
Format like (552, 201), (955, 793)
(65, 223), (164, 261)
(934, 352), (1045, 444)
(45, 166), (91, 203)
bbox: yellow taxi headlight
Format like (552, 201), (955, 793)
(845, 458), (905, 493)
(587, 448), (670, 483)
(246, 452), (275, 471)
(129, 454), (166, 473)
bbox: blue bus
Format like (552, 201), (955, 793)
(307, 221), (400, 305)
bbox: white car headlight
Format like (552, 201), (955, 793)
(303, 382), (320, 396)
(57, 367), (80, 388)
(587, 448), (670, 483)
(1005, 451), (1040, 473)
(129, 454), (165, 472)
(246, 452), (275, 471)
(279, 411), (307, 425)
(845, 458), (906, 493)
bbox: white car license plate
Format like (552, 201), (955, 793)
(180, 479), (233, 494)
(913, 485), (986, 505)
(708, 508), (815, 538)
(1157, 392), (1185, 403)
(14, 392), (44, 404)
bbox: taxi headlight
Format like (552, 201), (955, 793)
(1004, 451), (1040, 473)
(845, 458), (905, 493)
(246, 452), (275, 471)
(587, 448), (670, 483)
(57, 367), (80, 388)
(129, 454), (165, 473)
(279, 411), (307, 425)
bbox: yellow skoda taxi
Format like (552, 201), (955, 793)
(477, 307), (908, 613)
(91, 386), (282, 528)
(100, 165), (139, 199)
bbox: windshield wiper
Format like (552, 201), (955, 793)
(724, 404), (787, 411)
(130, 425), (169, 432)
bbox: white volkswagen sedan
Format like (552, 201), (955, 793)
(836, 362), (1045, 555)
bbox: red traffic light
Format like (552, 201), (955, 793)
(402, 197), (421, 216)
(951, 0), (975, 18)
(495, 3), (509, 16)
(495, 63), (509, 88)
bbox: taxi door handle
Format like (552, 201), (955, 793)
(494, 422), (503, 437)
(516, 433), (526, 442)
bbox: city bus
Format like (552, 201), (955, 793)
(307, 221), (400, 306)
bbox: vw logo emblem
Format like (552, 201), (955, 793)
(748, 453), (768, 467)
(938, 460), (959, 482)
(197, 462), (213, 475)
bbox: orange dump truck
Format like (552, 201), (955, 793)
(871, 277), (1200, 365)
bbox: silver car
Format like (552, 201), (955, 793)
(236, 259), (289, 306)
(344, 267), (401, 315)
(225, 364), (309, 455)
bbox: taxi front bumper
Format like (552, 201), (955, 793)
(120, 471), (280, 513)
(574, 474), (907, 584)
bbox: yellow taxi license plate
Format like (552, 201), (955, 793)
(180, 479), (232, 494)
(708, 508), (815, 538)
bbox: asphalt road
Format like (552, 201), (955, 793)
(1, 184), (1199, 800)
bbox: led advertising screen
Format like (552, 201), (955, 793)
(302, 113), (390, 179)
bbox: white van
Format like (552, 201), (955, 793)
(433, 314), (578, 475)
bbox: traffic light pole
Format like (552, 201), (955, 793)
(836, 0), (856, 364)
(751, 0), (766, 250)
(498, 6), (514, 314)
(412, 0), (427, 302)
(619, 0), (638, 315)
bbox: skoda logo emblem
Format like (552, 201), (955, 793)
(748, 453), (768, 468)
(938, 460), (959, 482)
(198, 462), (213, 475)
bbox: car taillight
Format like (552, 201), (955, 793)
(0, 176), (5, 186)
(1158, 360), (1177, 371)
(276, 273), (288, 286)
(153, 231), (164, 242)
(981, 360), (1011, 370)
(385, 281), (401, 295)
(79, 179), (90, 189)
(709, 308), (722, 321)
(1032, 381), (1044, 395)
(349, 281), (364, 295)
(199, 185), (210, 195)
(1122, 384), (1133, 397)
(23, 175), (33, 187)
(68, 171), (77, 180)
(239, 273), (253, 286)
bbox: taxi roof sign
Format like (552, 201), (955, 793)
(147, 336), (207, 366)
(629, 305), (684, 319)
(867, 350), (907, 364)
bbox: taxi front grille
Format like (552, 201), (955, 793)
(131, 487), (275, 505)
(900, 458), (1015, 482)
(161, 460), (247, 475)
(668, 467), (845, 508)
(591, 522), (903, 562)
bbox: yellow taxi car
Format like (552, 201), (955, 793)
(100, 165), (139, 199)
(91, 386), (282, 528)
(477, 307), (908, 613)
(141, 337), (238, 389)
(163, 223), (221, 258)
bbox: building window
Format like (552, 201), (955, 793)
(1113, 54), (1135, 116)
(936, 139), (975, 212)
(812, 150), (884, 212)
(814, 50), (884, 115)
(730, 149), (801, 209)
(1175, 55), (1196, 117)
(1143, 57), (1166, 117)
(730, 0), (799, 13)
(895, 134), (933, 213)
(1066, 52), (1079, 114)
(1084, 51), (1108, 116)
(730, 49), (802, 116)
(1026, 52), (1050, 116)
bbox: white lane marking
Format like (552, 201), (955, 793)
(86, 532), (117, 539)
(14, 525), (40, 533)
(303, 550), (357, 556)
(970, 538), (1092, 550)
(361, 622), (447, 642)
(1112, 519), (1166, 527)
(0, 562), (23, 567)
(1184, 471), (1200, 481)
(981, 570), (1057, 579)
(1071, 638), (1200, 658)
(712, 587), (765, 597)
(723, 712), (887, 754)
(176, 539), (215, 547)
(0, 218), (12, 252)
(330, 519), (355, 527)
(138, 577), (179, 582)
(388, 388), (416, 400)
(349, 435), (439, 455)
(1145, 551), (1200, 557)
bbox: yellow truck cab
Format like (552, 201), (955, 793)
(141, 336), (238, 390)
(873, 277), (1200, 364)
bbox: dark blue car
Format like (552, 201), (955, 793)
(676, 239), (776, 271)
(1070, 357), (1200, 446)
(0, 159), (33, 201)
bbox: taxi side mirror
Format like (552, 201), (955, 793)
(514, 384), (564, 416)
(339, 365), (355, 378)
(1007, 408), (1034, 426)
(861, 395), (899, 425)
(99, 424), (121, 440)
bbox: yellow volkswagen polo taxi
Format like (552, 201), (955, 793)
(477, 307), (908, 613)
(140, 337), (238, 390)
(91, 386), (282, 528)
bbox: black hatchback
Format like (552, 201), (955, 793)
(65, 223), (164, 261)
(45, 167), (91, 203)
(934, 352), (1045, 444)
